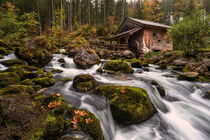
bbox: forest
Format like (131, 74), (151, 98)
(0, 0), (210, 140)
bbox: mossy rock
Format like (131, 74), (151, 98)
(58, 58), (66, 63)
(0, 47), (7, 55)
(177, 72), (199, 81)
(69, 110), (104, 140)
(14, 37), (53, 67)
(34, 77), (55, 87)
(0, 72), (20, 88)
(37, 69), (53, 78)
(4, 66), (38, 80)
(171, 65), (184, 71)
(96, 85), (156, 125)
(52, 69), (64, 73)
(103, 60), (134, 74)
(22, 65), (38, 71)
(61, 78), (72, 83)
(203, 91), (210, 99)
(21, 79), (33, 85)
(0, 54), (3, 59)
(151, 80), (165, 97)
(0, 59), (26, 67)
(125, 59), (144, 68)
(96, 67), (103, 73)
(73, 74), (96, 92)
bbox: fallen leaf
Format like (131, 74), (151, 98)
(120, 89), (126, 94)
(56, 93), (61, 97)
(85, 118), (93, 124)
(48, 102), (56, 108)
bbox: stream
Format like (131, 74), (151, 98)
(1, 53), (210, 140)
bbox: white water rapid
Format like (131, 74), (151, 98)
(1, 53), (210, 140)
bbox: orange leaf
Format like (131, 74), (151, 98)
(48, 102), (56, 108)
(120, 89), (126, 94)
(56, 93), (61, 97)
(85, 118), (93, 124)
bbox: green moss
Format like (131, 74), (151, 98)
(177, 72), (199, 81)
(77, 111), (104, 140)
(0, 59), (26, 67)
(125, 59), (144, 68)
(61, 78), (72, 83)
(52, 69), (63, 73)
(0, 47), (7, 55)
(96, 67), (103, 73)
(73, 74), (96, 92)
(107, 70), (115, 74)
(22, 65), (38, 71)
(151, 80), (165, 97)
(21, 79), (33, 85)
(96, 85), (156, 125)
(34, 77), (55, 87)
(0, 54), (3, 59)
(103, 60), (134, 74)
(0, 72), (20, 88)
(171, 65), (184, 71)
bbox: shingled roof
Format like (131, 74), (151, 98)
(128, 18), (171, 29)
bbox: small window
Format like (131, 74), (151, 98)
(153, 33), (156, 37)
(158, 40), (161, 43)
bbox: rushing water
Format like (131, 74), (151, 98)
(1, 53), (210, 140)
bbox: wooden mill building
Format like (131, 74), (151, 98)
(109, 17), (173, 57)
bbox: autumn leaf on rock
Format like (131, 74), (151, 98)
(85, 118), (93, 124)
(48, 102), (56, 108)
(120, 89), (126, 94)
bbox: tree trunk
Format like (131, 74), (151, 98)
(52, 0), (55, 26)
(104, 0), (106, 24)
(79, 0), (81, 25)
(95, 0), (98, 26)
(37, 0), (42, 36)
(107, 0), (109, 19)
(122, 0), (125, 19)
(87, 0), (91, 24)
(60, 0), (63, 29)
(68, 0), (72, 32)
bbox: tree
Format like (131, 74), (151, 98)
(36, 0), (42, 35)
(134, 0), (143, 19)
(169, 10), (210, 57)
(142, 0), (164, 22)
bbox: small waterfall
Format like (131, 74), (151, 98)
(2, 53), (210, 140)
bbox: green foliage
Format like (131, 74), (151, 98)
(97, 24), (105, 36)
(169, 10), (210, 57)
(0, 3), (39, 42)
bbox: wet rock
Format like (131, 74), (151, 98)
(164, 51), (174, 57)
(0, 47), (7, 55)
(96, 85), (156, 125)
(0, 59), (26, 67)
(158, 64), (167, 70)
(126, 59), (143, 68)
(34, 77), (55, 87)
(151, 80), (166, 97)
(68, 47), (82, 57)
(0, 72), (20, 88)
(15, 36), (53, 67)
(103, 60), (134, 74)
(52, 69), (64, 73)
(203, 91), (210, 99)
(58, 58), (66, 63)
(123, 50), (135, 59)
(73, 49), (100, 69)
(148, 56), (160, 64)
(60, 78), (72, 83)
(177, 72), (199, 81)
(173, 59), (188, 67)
(73, 74), (97, 92)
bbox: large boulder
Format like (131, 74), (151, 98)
(96, 85), (156, 125)
(15, 36), (53, 67)
(73, 49), (100, 69)
(73, 74), (97, 92)
(0, 72), (20, 88)
(177, 72), (199, 81)
(123, 50), (135, 59)
(103, 60), (134, 74)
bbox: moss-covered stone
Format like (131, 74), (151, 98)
(125, 59), (143, 68)
(177, 72), (199, 81)
(151, 80), (165, 97)
(107, 70), (115, 74)
(96, 85), (156, 125)
(203, 91), (210, 99)
(34, 77), (55, 87)
(0, 47), (7, 55)
(61, 78), (72, 83)
(58, 58), (66, 63)
(52, 69), (63, 73)
(21, 79), (33, 85)
(0, 72), (20, 88)
(103, 60), (134, 74)
(4, 66), (38, 80)
(96, 67), (103, 73)
(0, 54), (3, 59)
(14, 37), (53, 67)
(22, 65), (38, 71)
(73, 74), (96, 92)
(0, 59), (26, 67)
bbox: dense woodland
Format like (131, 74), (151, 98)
(0, 0), (210, 34)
